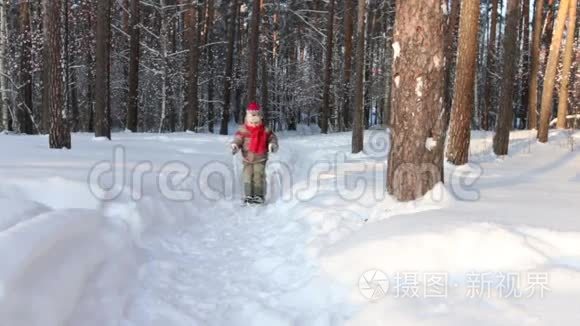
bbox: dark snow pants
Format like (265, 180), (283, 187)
(243, 161), (267, 199)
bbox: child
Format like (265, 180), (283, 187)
(231, 102), (278, 204)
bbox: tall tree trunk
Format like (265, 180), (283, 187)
(185, 2), (200, 131)
(519, 0), (531, 128)
(443, 0), (462, 118)
(493, 0), (521, 154)
(82, 0), (95, 132)
(158, 0), (169, 133)
(341, 0), (355, 130)
(363, 2), (377, 129)
(204, 0), (215, 133)
(44, 0), (71, 148)
(320, 0), (335, 134)
(0, 0), (9, 131)
(537, 0), (570, 142)
(447, 0), (481, 165)
(246, 0), (261, 104)
(220, 0), (238, 135)
(126, 0), (140, 132)
(387, 0), (446, 201)
(556, 0), (577, 129)
(94, 0), (111, 139)
(382, 0), (396, 126)
(18, 1), (34, 134)
(351, 0), (366, 153)
(528, 0), (545, 130)
(482, 0), (499, 130)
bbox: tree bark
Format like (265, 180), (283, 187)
(382, 0), (396, 127)
(204, 0), (215, 133)
(246, 0), (261, 104)
(482, 0), (499, 130)
(320, 0), (335, 134)
(0, 0), (8, 131)
(341, 0), (355, 130)
(185, 1), (200, 131)
(220, 0), (238, 135)
(528, 0), (545, 130)
(443, 0), (461, 118)
(556, 0), (577, 129)
(351, 0), (366, 153)
(447, 0), (481, 165)
(126, 0), (140, 132)
(537, 0), (570, 142)
(519, 0), (531, 127)
(493, 0), (521, 155)
(18, 1), (34, 134)
(94, 0), (111, 139)
(44, 0), (71, 148)
(387, 0), (446, 201)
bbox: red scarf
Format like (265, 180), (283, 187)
(245, 124), (268, 155)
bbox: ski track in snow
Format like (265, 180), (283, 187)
(0, 129), (579, 325)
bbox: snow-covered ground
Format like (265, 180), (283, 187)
(0, 128), (579, 325)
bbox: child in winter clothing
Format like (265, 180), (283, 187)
(231, 102), (278, 204)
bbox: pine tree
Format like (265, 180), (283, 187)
(556, 0), (577, 128)
(18, 1), (34, 134)
(185, 1), (200, 131)
(387, 0), (446, 201)
(351, 0), (366, 153)
(246, 0), (261, 104)
(538, 0), (570, 142)
(528, 0), (545, 130)
(320, 0), (335, 134)
(0, 0), (8, 132)
(447, 0), (481, 165)
(341, 0), (355, 130)
(94, 0), (111, 139)
(220, 0), (238, 135)
(483, 0), (499, 130)
(126, 0), (140, 132)
(493, 0), (521, 155)
(44, 0), (71, 149)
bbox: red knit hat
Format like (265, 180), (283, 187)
(247, 102), (261, 112)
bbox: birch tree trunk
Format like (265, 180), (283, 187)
(538, 0), (570, 142)
(387, 0), (446, 201)
(556, 0), (577, 129)
(493, 0), (521, 155)
(447, 0), (481, 165)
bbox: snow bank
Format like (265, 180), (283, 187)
(0, 208), (137, 326)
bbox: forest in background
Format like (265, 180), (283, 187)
(0, 0), (578, 199)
